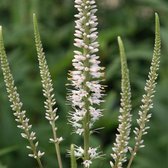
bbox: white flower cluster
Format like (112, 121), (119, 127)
(83, 160), (92, 168)
(68, 0), (104, 166)
(68, 0), (104, 135)
(74, 146), (99, 158)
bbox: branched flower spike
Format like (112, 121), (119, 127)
(33, 14), (63, 168)
(127, 13), (161, 168)
(110, 37), (132, 168)
(0, 26), (44, 168)
(68, 0), (104, 167)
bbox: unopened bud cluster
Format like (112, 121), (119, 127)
(111, 37), (132, 168)
(0, 27), (44, 162)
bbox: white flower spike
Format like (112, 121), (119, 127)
(68, 0), (104, 167)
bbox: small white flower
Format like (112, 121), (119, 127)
(74, 146), (84, 157)
(76, 128), (84, 135)
(83, 160), (92, 168)
(37, 151), (45, 158)
(88, 147), (98, 159)
(89, 107), (102, 122)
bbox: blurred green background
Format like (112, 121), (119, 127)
(0, 0), (168, 167)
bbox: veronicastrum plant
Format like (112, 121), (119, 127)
(0, 0), (161, 168)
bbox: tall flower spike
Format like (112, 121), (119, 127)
(0, 26), (44, 168)
(68, 0), (104, 167)
(33, 14), (63, 168)
(110, 37), (132, 168)
(127, 13), (161, 168)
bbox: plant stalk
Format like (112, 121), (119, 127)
(51, 122), (63, 168)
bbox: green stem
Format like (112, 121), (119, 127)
(82, 0), (91, 165)
(51, 122), (63, 168)
(29, 139), (44, 168)
(48, 92), (63, 168)
(127, 120), (144, 168)
(83, 111), (90, 162)
(126, 146), (137, 168)
(70, 144), (77, 168)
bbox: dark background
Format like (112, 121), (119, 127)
(0, 0), (168, 167)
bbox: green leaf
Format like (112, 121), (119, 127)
(0, 145), (18, 156)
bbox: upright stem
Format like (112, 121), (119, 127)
(48, 94), (63, 168)
(127, 146), (138, 168)
(29, 139), (44, 168)
(36, 159), (44, 168)
(51, 122), (63, 168)
(83, 0), (91, 163)
(83, 45), (90, 164)
(83, 107), (90, 162)
(127, 118), (145, 168)
(70, 144), (77, 168)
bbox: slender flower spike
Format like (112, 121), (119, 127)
(127, 13), (161, 168)
(33, 14), (63, 168)
(0, 26), (44, 168)
(68, 0), (104, 167)
(111, 37), (132, 168)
